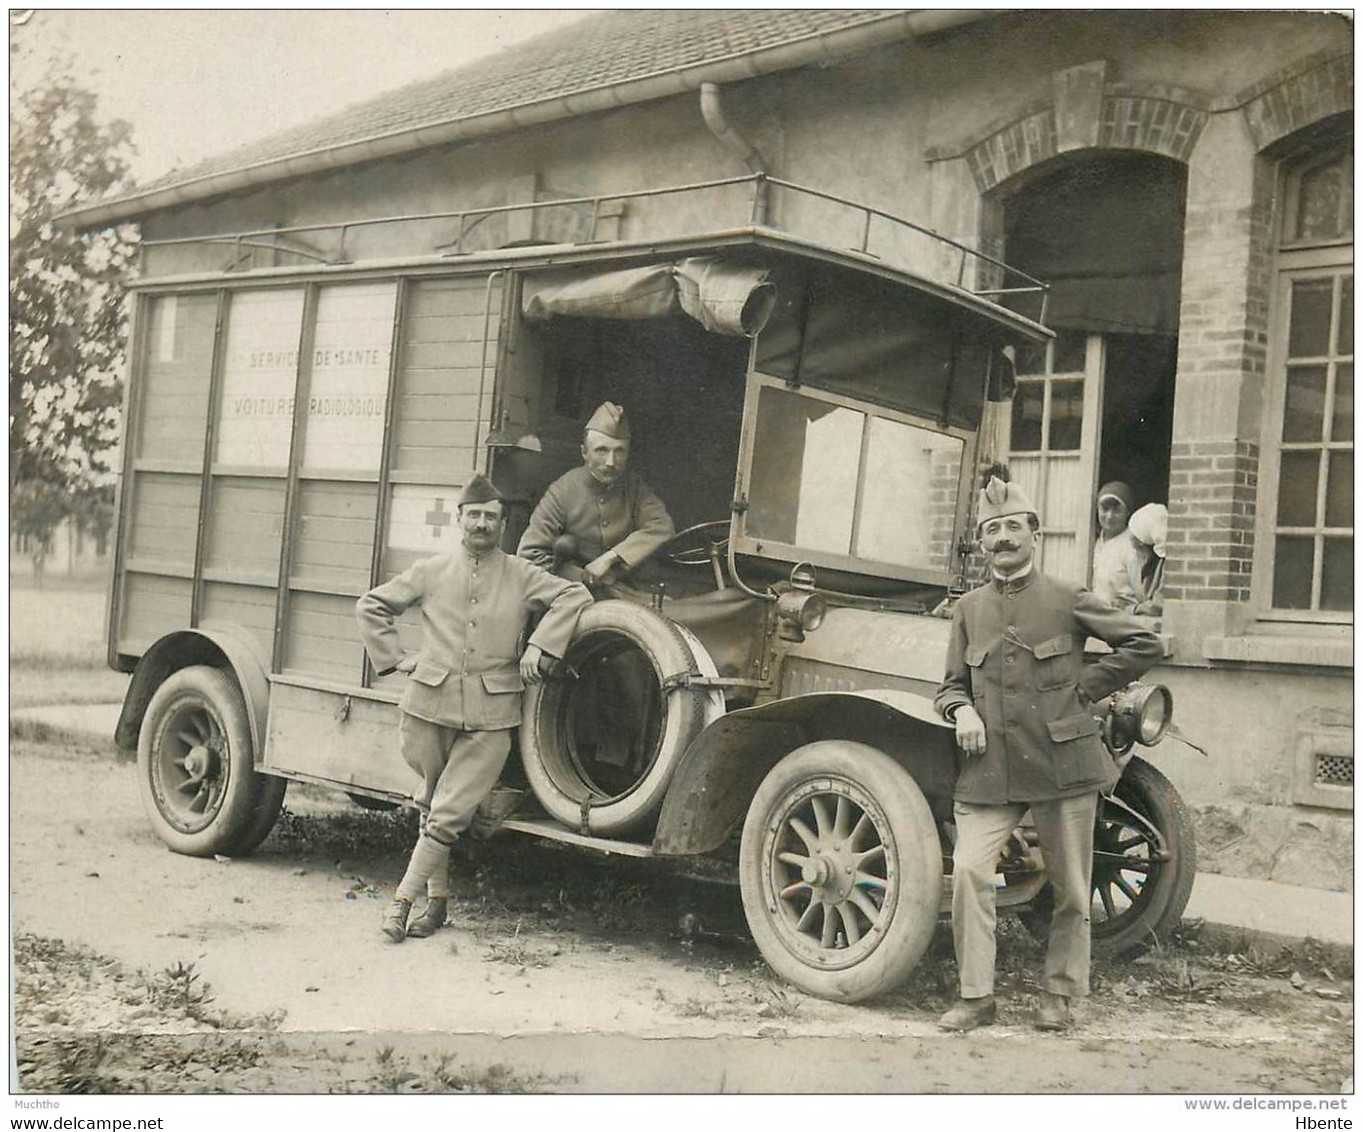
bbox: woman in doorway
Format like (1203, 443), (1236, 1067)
(1091, 481), (1148, 612)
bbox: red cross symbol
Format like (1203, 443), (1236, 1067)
(425, 498), (452, 538)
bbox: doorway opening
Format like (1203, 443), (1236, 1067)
(999, 151), (1187, 584)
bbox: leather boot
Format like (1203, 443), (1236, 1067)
(938, 995), (997, 1032)
(380, 898), (412, 942)
(406, 897), (448, 939)
(1034, 991), (1073, 1031)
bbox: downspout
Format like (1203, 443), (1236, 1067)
(700, 82), (769, 226)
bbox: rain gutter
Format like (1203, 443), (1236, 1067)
(59, 10), (992, 229)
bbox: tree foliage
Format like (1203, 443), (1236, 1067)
(10, 54), (139, 545)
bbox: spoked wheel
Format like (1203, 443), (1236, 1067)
(1020, 755), (1196, 956)
(138, 665), (285, 857)
(154, 701), (228, 831)
(739, 741), (941, 1003)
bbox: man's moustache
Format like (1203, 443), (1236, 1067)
(992, 542), (1019, 552)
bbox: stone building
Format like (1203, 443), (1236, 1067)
(65, 10), (1352, 888)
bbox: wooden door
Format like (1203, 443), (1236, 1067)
(1002, 332), (1104, 585)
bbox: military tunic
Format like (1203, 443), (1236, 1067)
(357, 547), (591, 844)
(934, 569), (1163, 804)
(357, 547), (591, 729)
(935, 567), (1162, 1000)
(518, 466), (675, 571)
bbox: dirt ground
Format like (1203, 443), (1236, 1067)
(9, 732), (1354, 1096)
(8, 580), (1355, 1098)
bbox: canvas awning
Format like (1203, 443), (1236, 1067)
(521, 256), (777, 337)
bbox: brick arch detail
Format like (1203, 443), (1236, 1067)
(963, 91), (1209, 193)
(1239, 52), (1352, 152)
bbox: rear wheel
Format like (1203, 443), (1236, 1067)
(137, 665), (284, 857)
(739, 741), (942, 1003)
(1020, 756), (1196, 956)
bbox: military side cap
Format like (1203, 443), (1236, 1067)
(458, 473), (504, 507)
(585, 401), (630, 439)
(977, 475), (1039, 525)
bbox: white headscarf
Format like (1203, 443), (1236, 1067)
(1128, 503), (1168, 559)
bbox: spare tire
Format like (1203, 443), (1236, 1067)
(520, 599), (723, 836)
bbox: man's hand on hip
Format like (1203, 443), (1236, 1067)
(520, 644), (546, 685)
(954, 704), (987, 757)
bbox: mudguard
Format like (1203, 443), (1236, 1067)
(114, 623), (271, 758)
(652, 689), (959, 856)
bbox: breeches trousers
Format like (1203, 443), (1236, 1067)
(399, 713), (512, 844)
(951, 792), (1099, 999)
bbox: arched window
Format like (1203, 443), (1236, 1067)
(1259, 140), (1353, 617)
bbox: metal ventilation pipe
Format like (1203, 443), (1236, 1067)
(700, 81), (768, 226)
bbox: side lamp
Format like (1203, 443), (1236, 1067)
(775, 562), (826, 642)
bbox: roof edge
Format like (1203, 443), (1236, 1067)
(119, 224), (1053, 340)
(59, 10), (994, 229)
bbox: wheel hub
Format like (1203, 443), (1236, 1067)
(183, 745), (216, 782)
(802, 846), (856, 903)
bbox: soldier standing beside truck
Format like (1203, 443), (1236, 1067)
(357, 474), (592, 942)
(517, 401), (675, 587)
(934, 477), (1163, 1032)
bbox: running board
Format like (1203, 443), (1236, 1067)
(497, 817), (656, 858)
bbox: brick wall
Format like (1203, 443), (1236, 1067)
(927, 447), (963, 575)
(1238, 50), (1352, 152)
(1164, 439), (1259, 603)
(961, 84), (1208, 194)
(1099, 93), (1208, 160)
(1160, 113), (1277, 644)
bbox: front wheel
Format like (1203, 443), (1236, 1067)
(137, 665), (285, 857)
(1021, 755), (1196, 957)
(739, 741), (942, 1003)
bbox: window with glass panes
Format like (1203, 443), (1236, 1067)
(1266, 144), (1352, 615)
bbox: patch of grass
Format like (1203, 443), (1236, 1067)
(9, 727), (128, 765)
(14, 934), (284, 1041)
(752, 983), (803, 1020)
(152, 961), (216, 1020)
(10, 717), (116, 750)
(31, 1035), (120, 1094)
(674, 996), (717, 1018)
(364, 1050), (557, 1094)
(453, 837), (754, 964)
(10, 665), (130, 710)
(1170, 919), (1353, 980)
(482, 919), (555, 968)
(11, 718), (70, 744)
(10, 584), (111, 667)
(266, 804), (416, 858)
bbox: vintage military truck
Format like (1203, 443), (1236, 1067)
(109, 176), (1194, 1002)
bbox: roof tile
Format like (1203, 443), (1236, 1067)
(125, 10), (887, 199)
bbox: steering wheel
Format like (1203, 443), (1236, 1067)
(658, 520), (731, 566)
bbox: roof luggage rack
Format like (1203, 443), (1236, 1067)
(136, 173), (1049, 323)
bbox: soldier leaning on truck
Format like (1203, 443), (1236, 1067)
(934, 476), (1162, 1033)
(356, 473), (592, 942)
(517, 401), (675, 587)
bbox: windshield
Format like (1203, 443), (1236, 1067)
(745, 383), (964, 576)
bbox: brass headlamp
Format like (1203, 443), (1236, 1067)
(1103, 682), (1173, 754)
